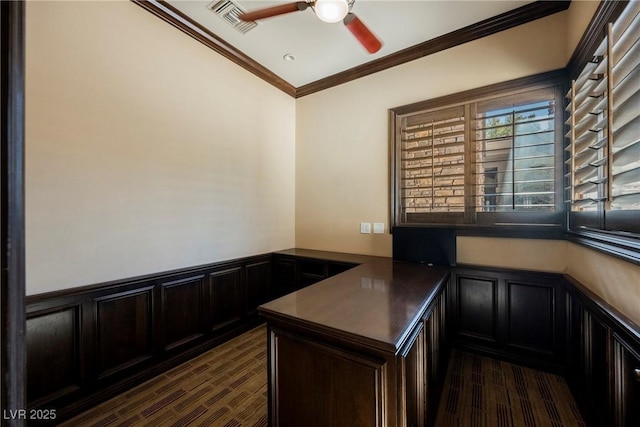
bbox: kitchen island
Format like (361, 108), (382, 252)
(259, 255), (450, 427)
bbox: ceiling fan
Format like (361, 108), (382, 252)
(238, 0), (382, 54)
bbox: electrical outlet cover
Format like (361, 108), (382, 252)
(373, 223), (384, 234)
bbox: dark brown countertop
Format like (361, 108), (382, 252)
(260, 257), (449, 353)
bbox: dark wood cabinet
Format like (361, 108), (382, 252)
(261, 260), (450, 427)
(271, 330), (385, 427)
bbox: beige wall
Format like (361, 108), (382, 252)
(566, 0), (601, 59)
(566, 243), (640, 327)
(25, 1), (296, 294)
(562, 0), (640, 327)
(28, 0), (638, 331)
(457, 237), (568, 273)
(295, 12), (568, 260)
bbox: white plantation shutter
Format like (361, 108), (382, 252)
(391, 80), (564, 228)
(566, 37), (609, 212)
(609, 2), (640, 213)
(398, 106), (467, 224)
(567, 1), (640, 234)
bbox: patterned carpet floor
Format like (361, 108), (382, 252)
(435, 350), (585, 427)
(60, 325), (268, 427)
(62, 325), (585, 427)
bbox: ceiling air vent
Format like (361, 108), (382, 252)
(207, 0), (258, 34)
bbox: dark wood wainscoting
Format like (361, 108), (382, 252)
(24, 251), (640, 427)
(450, 266), (564, 372)
(565, 276), (640, 427)
(451, 265), (640, 427)
(25, 253), (272, 423)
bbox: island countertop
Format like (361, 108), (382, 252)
(259, 258), (449, 353)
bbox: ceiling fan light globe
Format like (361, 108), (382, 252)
(314, 0), (349, 23)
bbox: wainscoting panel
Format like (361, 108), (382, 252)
(506, 280), (555, 355)
(456, 275), (497, 343)
(26, 305), (81, 405)
(160, 275), (205, 351)
(209, 267), (243, 332)
(25, 252), (640, 427)
(452, 267), (563, 371)
(613, 336), (640, 426)
(564, 275), (640, 427)
(583, 307), (612, 424)
(95, 287), (155, 379)
(245, 260), (271, 315)
(25, 253), (272, 423)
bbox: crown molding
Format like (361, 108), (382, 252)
(131, 0), (297, 97)
(132, 0), (570, 99)
(297, 0), (570, 97)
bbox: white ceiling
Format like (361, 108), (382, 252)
(167, 0), (536, 87)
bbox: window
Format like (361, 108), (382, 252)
(398, 106), (467, 224)
(391, 73), (565, 232)
(566, 1), (640, 259)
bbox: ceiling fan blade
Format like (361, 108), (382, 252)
(343, 13), (382, 54)
(239, 1), (309, 22)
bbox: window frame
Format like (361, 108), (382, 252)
(565, 0), (640, 265)
(389, 70), (567, 238)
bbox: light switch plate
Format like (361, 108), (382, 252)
(373, 223), (384, 234)
(360, 223), (371, 234)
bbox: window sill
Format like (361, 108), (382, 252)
(393, 224), (566, 240)
(567, 229), (640, 266)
